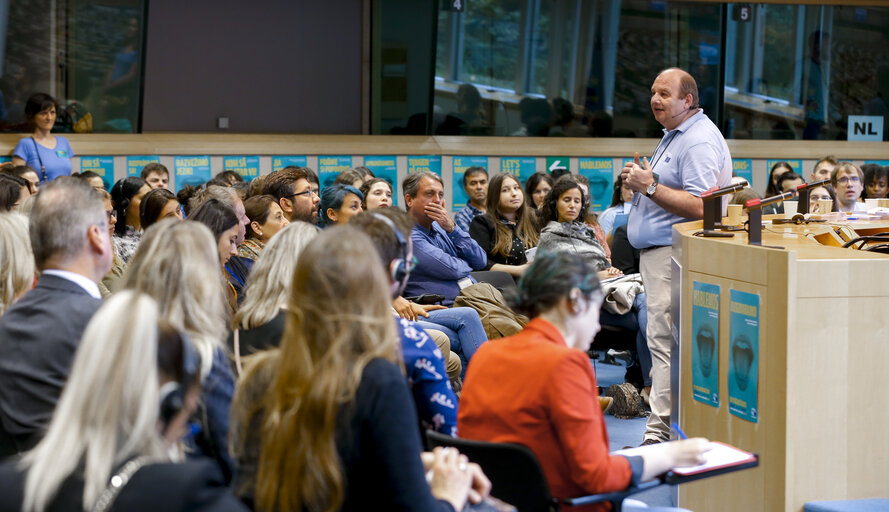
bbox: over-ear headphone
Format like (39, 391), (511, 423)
(159, 329), (201, 428)
(371, 213), (410, 288)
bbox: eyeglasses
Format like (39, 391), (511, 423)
(837, 175), (860, 185)
(286, 189), (315, 199)
(810, 194), (832, 202)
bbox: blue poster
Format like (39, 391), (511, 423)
(80, 156), (115, 190)
(865, 160), (889, 166)
(728, 289), (759, 423)
(126, 155), (160, 178)
(222, 156), (260, 182)
(452, 156), (489, 210)
(578, 157), (614, 212)
(271, 155), (307, 171)
(318, 156), (353, 188)
(500, 157), (537, 185)
(766, 159), (802, 185)
(364, 155), (399, 207)
(173, 156), (211, 192)
(0, 156), (10, 163)
(692, 282), (720, 408)
(407, 155), (441, 175)
(733, 159), (753, 187)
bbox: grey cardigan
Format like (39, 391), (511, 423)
(537, 220), (609, 271)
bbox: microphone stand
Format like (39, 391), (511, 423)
(699, 181), (749, 237)
(792, 178), (830, 214)
(745, 191), (795, 246)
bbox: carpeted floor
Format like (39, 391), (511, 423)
(594, 357), (675, 508)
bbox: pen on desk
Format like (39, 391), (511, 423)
(671, 422), (688, 440)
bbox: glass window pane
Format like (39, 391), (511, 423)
(0, 0), (146, 133)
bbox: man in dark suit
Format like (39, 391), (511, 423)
(0, 177), (113, 456)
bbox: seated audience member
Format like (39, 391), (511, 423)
(110, 176), (151, 263)
(599, 174), (634, 238)
(141, 162), (170, 190)
(349, 212), (460, 434)
(184, 185), (251, 301)
(454, 166), (488, 233)
(573, 175), (611, 260)
(766, 161), (794, 197)
(811, 155), (838, 182)
(261, 166), (320, 224)
(777, 171), (805, 213)
(778, 171), (804, 194)
(360, 177), (394, 210)
(122, 220), (236, 483)
(537, 177), (618, 277)
(862, 163), (888, 199)
(140, 187), (183, 231)
(230, 227), (489, 511)
(77, 170), (105, 190)
(237, 194), (290, 262)
(831, 162), (866, 213)
(0, 291), (247, 512)
(189, 199), (241, 313)
(469, 172), (537, 278)
(350, 165), (375, 181)
(4, 165), (40, 195)
(319, 184), (364, 227)
(217, 170), (245, 186)
(0, 173), (30, 212)
(525, 171), (554, 210)
(98, 190), (126, 298)
(0, 178), (110, 455)
(333, 168), (366, 189)
(232, 222), (318, 359)
(0, 213), (35, 317)
(458, 251), (708, 512)
(808, 184), (837, 213)
(402, 171), (487, 305)
(247, 174), (267, 199)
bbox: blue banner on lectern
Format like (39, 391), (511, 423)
(692, 282), (720, 408)
(728, 289), (759, 423)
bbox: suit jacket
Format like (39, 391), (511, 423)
(0, 274), (102, 447)
(458, 318), (632, 511)
(0, 459), (247, 511)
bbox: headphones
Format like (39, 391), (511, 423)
(159, 329), (201, 429)
(371, 213), (411, 294)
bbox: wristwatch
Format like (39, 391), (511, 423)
(645, 172), (660, 198)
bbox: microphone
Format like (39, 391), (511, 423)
(745, 191), (795, 210)
(701, 181), (749, 199)
(671, 104), (700, 118)
(795, 178), (830, 192)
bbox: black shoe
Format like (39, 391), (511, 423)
(640, 438), (662, 446)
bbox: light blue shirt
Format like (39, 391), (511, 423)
(13, 136), (74, 183)
(628, 110), (732, 249)
(599, 202), (632, 237)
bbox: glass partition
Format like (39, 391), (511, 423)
(375, 1), (889, 141)
(0, 0), (146, 133)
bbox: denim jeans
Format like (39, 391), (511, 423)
(599, 292), (652, 387)
(415, 306), (487, 376)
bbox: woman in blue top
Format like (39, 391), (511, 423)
(12, 93), (74, 183)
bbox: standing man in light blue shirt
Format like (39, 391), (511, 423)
(621, 68), (731, 445)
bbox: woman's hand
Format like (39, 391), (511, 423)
(638, 438), (710, 481)
(426, 447), (472, 511)
(393, 296), (418, 321)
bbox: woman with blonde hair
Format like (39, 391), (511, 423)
(122, 219), (236, 484)
(231, 226), (488, 512)
(0, 291), (247, 511)
(0, 213), (35, 317)
(231, 221), (318, 361)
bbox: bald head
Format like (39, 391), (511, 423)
(651, 68), (700, 130)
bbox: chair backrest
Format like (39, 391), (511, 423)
(426, 430), (557, 512)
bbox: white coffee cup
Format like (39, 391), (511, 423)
(784, 201), (798, 219)
(865, 198), (878, 211)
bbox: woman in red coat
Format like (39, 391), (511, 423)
(458, 251), (708, 511)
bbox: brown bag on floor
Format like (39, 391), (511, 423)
(455, 282), (528, 340)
